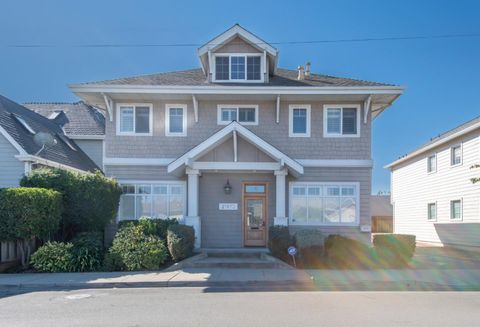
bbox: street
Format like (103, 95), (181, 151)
(1, 287), (480, 326)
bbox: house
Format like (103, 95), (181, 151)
(0, 94), (99, 188)
(69, 24), (404, 249)
(386, 116), (480, 250)
(23, 101), (105, 168)
(370, 195), (393, 233)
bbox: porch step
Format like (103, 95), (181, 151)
(179, 250), (290, 269)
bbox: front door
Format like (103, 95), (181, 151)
(243, 183), (268, 247)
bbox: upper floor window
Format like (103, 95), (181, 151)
(451, 145), (462, 166)
(117, 104), (152, 135)
(214, 54), (262, 82)
(323, 105), (360, 137)
(289, 105), (311, 137)
(165, 104), (187, 136)
(217, 105), (258, 125)
(427, 154), (437, 173)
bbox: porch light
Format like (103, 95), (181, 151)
(224, 180), (232, 194)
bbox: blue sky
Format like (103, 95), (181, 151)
(1, 0), (479, 193)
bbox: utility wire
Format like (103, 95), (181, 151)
(5, 32), (480, 48)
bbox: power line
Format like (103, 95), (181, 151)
(5, 32), (480, 48)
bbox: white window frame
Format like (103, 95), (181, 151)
(116, 103), (153, 136)
(288, 182), (360, 227)
(217, 104), (259, 125)
(427, 202), (437, 221)
(289, 105), (311, 137)
(450, 144), (463, 167)
(427, 153), (437, 174)
(450, 199), (463, 221)
(323, 104), (361, 138)
(165, 104), (188, 137)
(212, 53), (264, 83)
(117, 180), (187, 222)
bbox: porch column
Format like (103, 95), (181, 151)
(274, 168), (288, 226)
(186, 168), (201, 249)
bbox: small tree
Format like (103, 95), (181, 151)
(0, 187), (62, 266)
(20, 168), (122, 239)
(472, 164), (480, 184)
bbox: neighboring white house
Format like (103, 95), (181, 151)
(386, 116), (480, 249)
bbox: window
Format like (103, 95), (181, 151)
(427, 154), (437, 173)
(118, 182), (186, 220)
(117, 104), (152, 135)
(245, 184), (266, 193)
(450, 200), (462, 220)
(323, 105), (360, 137)
(451, 145), (462, 166)
(290, 183), (359, 226)
(217, 105), (258, 125)
(427, 203), (437, 221)
(289, 105), (311, 137)
(165, 105), (187, 136)
(214, 54), (262, 82)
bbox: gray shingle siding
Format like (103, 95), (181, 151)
(75, 140), (103, 169)
(104, 165), (182, 181)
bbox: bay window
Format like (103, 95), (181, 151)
(324, 105), (360, 137)
(117, 104), (152, 135)
(214, 54), (262, 82)
(118, 182), (186, 221)
(290, 182), (359, 226)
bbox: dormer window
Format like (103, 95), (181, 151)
(213, 54), (262, 82)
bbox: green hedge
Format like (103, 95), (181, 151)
(20, 168), (122, 238)
(373, 234), (416, 267)
(0, 187), (62, 266)
(118, 217), (178, 240)
(106, 224), (168, 271)
(294, 229), (325, 258)
(31, 242), (74, 272)
(71, 232), (104, 272)
(268, 226), (292, 261)
(167, 224), (195, 261)
(324, 235), (374, 268)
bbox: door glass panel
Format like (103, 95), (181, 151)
(247, 199), (264, 228)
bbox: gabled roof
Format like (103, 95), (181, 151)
(75, 68), (394, 87)
(23, 101), (105, 137)
(0, 94), (100, 172)
(386, 115), (480, 169)
(168, 121), (303, 174)
(197, 24), (277, 57)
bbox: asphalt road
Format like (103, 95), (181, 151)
(1, 287), (480, 326)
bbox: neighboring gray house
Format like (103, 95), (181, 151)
(69, 24), (404, 249)
(0, 94), (99, 188)
(23, 102), (105, 168)
(387, 116), (480, 250)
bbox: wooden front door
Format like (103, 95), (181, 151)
(243, 183), (268, 247)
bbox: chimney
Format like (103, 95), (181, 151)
(297, 65), (305, 80)
(305, 62), (311, 76)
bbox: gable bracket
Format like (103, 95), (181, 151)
(192, 95), (199, 123)
(102, 93), (114, 122)
(276, 96), (280, 124)
(363, 95), (372, 124)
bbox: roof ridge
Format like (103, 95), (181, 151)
(23, 101), (84, 105)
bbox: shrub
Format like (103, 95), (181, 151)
(324, 235), (374, 268)
(20, 169), (122, 238)
(31, 242), (74, 272)
(119, 217), (178, 240)
(268, 226), (292, 261)
(71, 232), (104, 272)
(373, 234), (416, 267)
(107, 225), (168, 271)
(0, 187), (62, 266)
(167, 224), (195, 261)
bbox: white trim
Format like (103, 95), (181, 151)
(102, 93), (113, 122)
(67, 135), (105, 140)
(323, 104), (361, 138)
(24, 162), (32, 174)
(104, 157), (175, 166)
(197, 24), (277, 57)
(167, 121), (303, 174)
(386, 121), (480, 169)
(191, 161), (282, 171)
(363, 95), (371, 124)
(212, 53), (264, 83)
(217, 104), (259, 125)
(165, 104), (188, 137)
(450, 143), (463, 167)
(289, 104), (311, 137)
(115, 103), (153, 136)
(288, 181), (360, 227)
(296, 159), (373, 168)
(15, 155), (87, 173)
(450, 199), (463, 221)
(192, 95), (198, 123)
(0, 125), (27, 155)
(276, 96), (280, 124)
